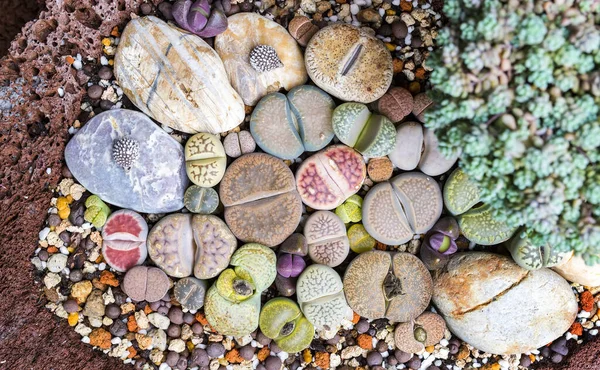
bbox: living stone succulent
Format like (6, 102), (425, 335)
(394, 312), (446, 353)
(332, 103), (396, 158)
(250, 86), (335, 160)
(420, 217), (460, 271)
(296, 145), (366, 210)
(288, 16), (319, 47)
(184, 185), (219, 214)
(223, 130), (256, 158)
(101, 210), (148, 272)
(205, 243), (276, 337)
(185, 133), (227, 188)
(507, 231), (572, 271)
(343, 251), (433, 322)
(277, 253), (306, 278)
(296, 264), (351, 330)
(347, 224), (376, 253)
(122, 266), (171, 303)
(174, 277), (208, 311)
(427, 0), (600, 264)
(377, 87), (414, 123)
(335, 195), (363, 224)
(279, 233), (309, 256)
(84, 195), (111, 229)
(362, 172), (443, 245)
(259, 297), (315, 353)
(443, 168), (481, 216)
(304, 211), (350, 267)
(220, 153), (302, 247)
(147, 214), (237, 279)
(172, 0), (228, 38)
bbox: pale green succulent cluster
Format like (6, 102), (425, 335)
(426, 0), (600, 264)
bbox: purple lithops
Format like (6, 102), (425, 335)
(420, 217), (460, 270)
(277, 253), (306, 278)
(172, 0), (228, 38)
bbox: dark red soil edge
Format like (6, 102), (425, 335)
(0, 1), (597, 370)
(0, 0), (42, 57)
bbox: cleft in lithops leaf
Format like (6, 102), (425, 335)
(458, 204), (518, 246)
(304, 211), (350, 267)
(443, 168), (481, 216)
(394, 312), (446, 353)
(259, 297), (315, 353)
(84, 195), (111, 229)
(185, 133), (227, 187)
(507, 232), (572, 271)
(184, 185), (219, 214)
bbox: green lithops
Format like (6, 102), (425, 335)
(184, 185), (219, 214)
(348, 224), (376, 253)
(507, 232), (572, 271)
(84, 195), (111, 228)
(204, 243), (276, 337)
(335, 195), (363, 224)
(458, 204), (518, 246)
(332, 102), (395, 157)
(259, 297), (315, 353)
(443, 168), (480, 216)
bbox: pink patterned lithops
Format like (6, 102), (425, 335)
(122, 266), (170, 302)
(304, 211), (350, 267)
(296, 145), (366, 210)
(101, 210), (149, 272)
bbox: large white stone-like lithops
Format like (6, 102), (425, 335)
(304, 211), (350, 267)
(305, 23), (393, 103)
(220, 153), (303, 247)
(296, 264), (351, 330)
(214, 13), (307, 106)
(363, 172), (443, 245)
(185, 133), (227, 187)
(147, 214), (237, 279)
(114, 16), (244, 134)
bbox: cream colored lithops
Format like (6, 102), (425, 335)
(185, 133), (227, 187)
(214, 13), (307, 106)
(304, 211), (350, 267)
(114, 16), (244, 134)
(305, 23), (393, 103)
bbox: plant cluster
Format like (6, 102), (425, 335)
(426, 0), (600, 263)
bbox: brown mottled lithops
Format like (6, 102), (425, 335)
(220, 153), (302, 247)
(223, 130), (256, 158)
(362, 172), (443, 245)
(123, 266), (171, 302)
(147, 214), (237, 279)
(288, 16), (319, 46)
(185, 133), (227, 187)
(305, 23), (393, 103)
(394, 312), (446, 353)
(377, 87), (413, 123)
(304, 211), (350, 267)
(343, 251), (432, 322)
(174, 277), (208, 311)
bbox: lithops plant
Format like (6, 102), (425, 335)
(332, 103), (396, 158)
(296, 145), (366, 210)
(147, 214), (237, 279)
(420, 217), (460, 271)
(377, 87), (414, 123)
(223, 130), (256, 158)
(343, 251), (432, 322)
(363, 172), (443, 245)
(174, 277), (208, 311)
(214, 13), (307, 106)
(305, 23), (393, 103)
(304, 211), (350, 267)
(122, 266), (171, 303)
(288, 16), (319, 47)
(458, 204), (518, 245)
(184, 185), (219, 214)
(388, 122), (458, 177)
(507, 232), (572, 271)
(348, 224), (376, 254)
(172, 0), (228, 37)
(296, 264), (351, 330)
(84, 195), (111, 229)
(412, 93), (433, 122)
(220, 153), (302, 247)
(335, 195), (363, 224)
(259, 297), (315, 353)
(277, 253), (306, 278)
(280, 233), (309, 257)
(394, 312), (446, 353)
(185, 133), (227, 187)
(443, 168), (481, 216)
(114, 17), (244, 134)
(250, 86), (335, 160)
(101, 210), (148, 272)
(204, 243), (276, 337)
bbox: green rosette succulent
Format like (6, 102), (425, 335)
(204, 243), (276, 337)
(84, 195), (111, 228)
(259, 297), (315, 353)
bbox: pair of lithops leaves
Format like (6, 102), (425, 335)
(172, 0), (228, 38)
(204, 244), (277, 337)
(443, 168), (517, 245)
(184, 185), (220, 215)
(101, 210), (148, 272)
(507, 231), (572, 271)
(250, 85), (336, 160)
(363, 172), (443, 245)
(304, 211), (350, 267)
(394, 312), (446, 353)
(296, 145), (367, 210)
(259, 297), (315, 353)
(419, 217), (460, 271)
(276, 234), (308, 297)
(185, 133), (226, 188)
(147, 213), (237, 279)
(220, 153), (302, 247)
(343, 251), (432, 322)
(389, 121), (459, 177)
(332, 103), (396, 158)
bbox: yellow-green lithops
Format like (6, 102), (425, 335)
(185, 133), (227, 187)
(84, 195), (111, 228)
(259, 297), (315, 353)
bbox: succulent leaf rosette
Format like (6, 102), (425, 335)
(172, 0), (228, 38)
(426, 0), (600, 264)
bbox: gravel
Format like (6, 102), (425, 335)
(206, 342), (225, 358)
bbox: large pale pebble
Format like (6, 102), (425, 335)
(553, 254), (600, 287)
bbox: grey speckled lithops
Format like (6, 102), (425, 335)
(443, 168), (480, 216)
(362, 172), (443, 245)
(507, 232), (571, 270)
(296, 264), (350, 330)
(174, 277), (208, 311)
(304, 211), (349, 267)
(457, 204), (518, 245)
(184, 185), (219, 214)
(250, 86), (335, 160)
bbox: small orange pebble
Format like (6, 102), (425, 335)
(102, 38), (112, 46)
(409, 82), (421, 95)
(415, 68), (426, 80)
(95, 255), (104, 264)
(195, 312), (209, 326)
(351, 312), (360, 324)
(569, 322), (583, 336)
(108, 59), (114, 66)
(225, 349), (243, 364)
(127, 346), (137, 358)
(99, 271), (119, 287)
(56, 197), (69, 210)
(357, 334), (373, 350)
(375, 242), (387, 251)
(385, 9), (396, 16)
(110, 26), (120, 37)
(580, 290), (595, 312)
(58, 207), (70, 220)
(315, 352), (330, 368)
(68, 312), (79, 326)
(244, 105), (254, 115)
(425, 345), (435, 353)
(529, 354), (536, 363)
(187, 341), (195, 352)
(144, 304), (152, 315)
(302, 348), (312, 364)
(257, 347), (270, 362)
(400, 0), (412, 11)
(92, 278), (108, 291)
(393, 59), (404, 74)
(127, 315), (138, 332)
(89, 328), (112, 349)
(47, 246), (59, 254)
(65, 55), (75, 65)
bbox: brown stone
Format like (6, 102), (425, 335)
(89, 328), (112, 350)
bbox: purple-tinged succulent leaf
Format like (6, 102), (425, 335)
(187, 0), (210, 33)
(172, 0), (194, 32)
(277, 253), (306, 278)
(431, 217), (460, 239)
(196, 9), (228, 37)
(420, 244), (449, 271)
(426, 232), (458, 255)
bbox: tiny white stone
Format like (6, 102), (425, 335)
(111, 337), (122, 344)
(58, 88), (65, 97)
(159, 363), (172, 370)
(73, 60), (83, 70)
(82, 336), (91, 344)
(350, 4), (360, 14)
(60, 246), (70, 255)
(39, 227), (51, 241)
(98, 262), (107, 271)
(330, 15), (338, 22)
(590, 329), (599, 335)
(392, 0), (400, 5)
(101, 56), (109, 65)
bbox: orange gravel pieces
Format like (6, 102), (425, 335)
(357, 334), (373, 350)
(257, 347), (270, 362)
(570, 322), (583, 336)
(195, 312), (209, 326)
(580, 290), (594, 312)
(225, 349), (243, 363)
(315, 352), (330, 368)
(127, 315), (138, 332)
(99, 271), (119, 287)
(352, 312), (360, 324)
(89, 328), (112, 349)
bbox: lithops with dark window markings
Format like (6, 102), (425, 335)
(296, 145), (366, 210)
(507, 232), (572, 271)
(362, 172), (443, 245)
(220, 153), (303, 247)
(304, 211), (350, 267)
(174, 277), (208, 311)
(394, 312), (446, 353)
(184, 185), (220, 214)
(343, 251), (432, 322)
(114, 16), (244, 134)
(185, 133), (227, 187)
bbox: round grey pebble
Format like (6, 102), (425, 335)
(392, 20), (408, 39)
(191, 348), (209, 366)
(169, 307), (184, 325)
(100, 99), (114, 110)
(520, 355), (532, 367)
(158, 2), (174, 20)
(239, 345), (255, 361)
(157, 306), (169, 315)
(326, 334), (340, 345)
(355, 319), (370, 334)
(270, 343), (282, 354)
(166, 351), (180, 367)
(140, 2), (153, 14)
(427, 366), (441, 370)
(376, 340), (388, 352)
(109, 319), (128, 336)
(256, 365), (267, 370)
(105, 304), (121, 319)
(63, 299), (79, 313)
(407, 356), (421, 369)
(257, 331), (272, 346)
(551, 353), (563, 363)
(367, 351), (383, 366)
(265, 356), (282, 370)
(176, 357), (188, 370)
(149, 301), (162, 311)
(88, 85), (104, 99)
(69, 269), (83, 282)
(394, 350), (412, 363)
(47, 214), (61, 227)
(207, 342), (225, 358)
(59, 231), (71, 243)
(98, 66), (113, 80)
(167, 324), (182, 338)
(387, 356), (398, 366)
(191, 322), (203, 335)
(38, 249), (49, 262)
